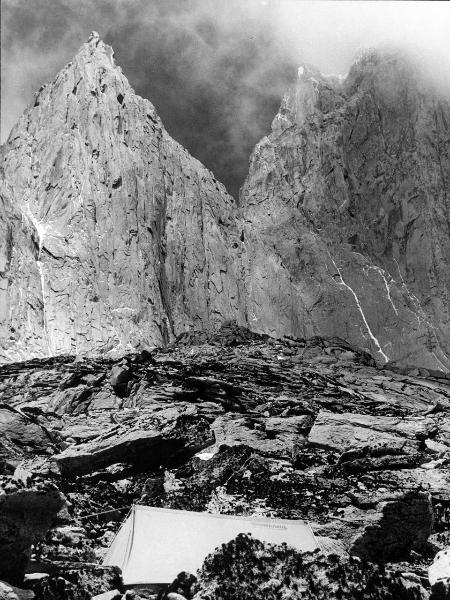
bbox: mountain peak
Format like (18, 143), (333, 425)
(79, 30), (115, 66)
(88, 30), (100, 44)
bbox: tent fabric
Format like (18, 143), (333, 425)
(103, 505), (320, 585)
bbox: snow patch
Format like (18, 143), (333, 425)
(329, 256), (389, 363)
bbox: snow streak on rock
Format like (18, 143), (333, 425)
(330, 257), (389, 363)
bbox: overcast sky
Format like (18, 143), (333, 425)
(2, 0), (450, 197)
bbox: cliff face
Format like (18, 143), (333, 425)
(241, 51), (450, 370)
(0, 32), (244, 360)
(0, 179), (46, 360)
(1, 40), (449, 369)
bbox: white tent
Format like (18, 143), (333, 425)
(103, 505), (320, 586)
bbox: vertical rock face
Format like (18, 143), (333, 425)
(1, 41), (449, 369)
(0, 178), (47, 360)
(241, 51), (450, 370)
(0, 32), (244, 360)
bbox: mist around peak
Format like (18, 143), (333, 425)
(2, 0), (450, 198)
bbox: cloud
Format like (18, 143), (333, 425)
(2, 0), (450, 197)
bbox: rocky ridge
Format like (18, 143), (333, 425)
(1, 324), (450, 597)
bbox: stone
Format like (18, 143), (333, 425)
(431, 580), (450, 600)
(0, 581), (34, 600)
(109, 365), (131, 397)
(429, 548), (450, 587)
(54, 412), (213, 476)
(350, 491), (433, 562)
(26, 564), (122, 600)
(162, 571), (197, 600)
(308, 411), (434, 453)
(92, 591), (122, 600)
(211, 413), (309, 457)
(49, 526), (86, 547)
(188, 534), (429, 599)
(0, 408), (56, 457)
(0, 478), (65, 585)
(0, 34), (244, 361)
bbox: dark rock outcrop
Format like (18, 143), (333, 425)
(27, 563), (122, 600)
(54, 413), (213, 477)
(0, 477), (65, 585)
(350, 490), (433, 562)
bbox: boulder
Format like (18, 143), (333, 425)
(54, 414), (213, 476)
(92, 591), (122, 600)
(211, 413), (309, 457)
(350, 491), (433, 562)
(0, 581), (34, 600)
(0, 478), (65, 585)
(0, 408), (55, 456)
(308, 411), (434, 453)
(189, 533), (429, 599)
(109, 365), (132, 398)
(430, 548), (450, 587)
(28, 564), (122, 600)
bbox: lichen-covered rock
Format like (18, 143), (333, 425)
(28, 563), (122, 600)
(187, 534), (428, 599)
(0, 32), (244, 361)
(241, 51), (450, 370)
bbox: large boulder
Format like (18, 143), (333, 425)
(350, 490), (433, 562)
(314, 490), (433, 563)
(210, 413), (310, 457)
(0, 477), (65, 585)
(27, 563), (122, 600)
(308, 411), (436, 453)
(188, 533), (429, 599)
(430, 548), (450, 588)
(0, 581), (34, 600)
(54, 413), (213, 476)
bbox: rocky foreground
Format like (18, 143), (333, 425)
(1, 323), (450, 598)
